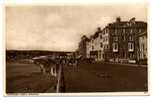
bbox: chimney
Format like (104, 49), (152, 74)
(116, 17), (121, 23)
(129, 17), (136, 23)
(97, 27), (102, 32)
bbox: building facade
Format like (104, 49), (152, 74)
(85, 17), (147, 64)
(137, 31), (147, 64)
(109, 17), (147, 63)
(78, 35), (89, 58)
(86, 27), (110, 62)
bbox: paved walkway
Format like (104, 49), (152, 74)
(104, 62), (147, 67)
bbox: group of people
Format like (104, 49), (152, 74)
(32, 56), (79, 92)
(32, 56), (79, 75)
(32, 55), (96, 92)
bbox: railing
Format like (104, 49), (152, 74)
(56, 64), (65, 93)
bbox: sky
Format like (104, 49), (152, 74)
(6, 4), (147, 51)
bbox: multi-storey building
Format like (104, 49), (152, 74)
(101, 26), (110, 61)
(85, 17), (147, 63)
(78, 35), (89, 58)
(86, 27), (105, 61)
(137, 31), (147, 64)
(86, 26), (110, 61)
(109, 17), (147, 63)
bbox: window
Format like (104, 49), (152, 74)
(103, 38), (105, 42)
(92, 46), (94, 50)
(107, 45), (109, 49)
(126, 29), (129, 33)
(129, 53), (133, 59)
(103, 37), (107, 42)
(134, 28), (137, 33)
(105, 28), (109, 33)
(122, 35), (126, 41)
(142, 44), (145, 51)
(100, 42), (103, 48)
(92, 39), (94, 43)
(128, 43), (134, 52)
(115, 29), (117, 35)
(107, 28), (109, 33)
(113, 43), (118, 52)
(142, 36), (144, 40)
(139, 29), (142, 33)
(130, 29), (133, 33)
(110, 29), (113, 33)
(114, 44), (117, 49)
(99, 51), (101, 59)
(118, 29), (121, 33)
(100, 35), (102, 39)
(106, 37), (108, 41)
(104, 45), (108, 50)
(103, 29), (105, 35)
(129, 36), (133, 41)
(114, 36), (118, 41)
(117, 29), (120, 33)
(123, 29), (125, 33)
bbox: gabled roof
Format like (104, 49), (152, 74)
(107, 21), (147, 28)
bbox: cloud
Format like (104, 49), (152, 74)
(6, 5), (147, 51)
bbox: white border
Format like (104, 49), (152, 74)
(1, 0), (152, 99)
(4, 0), (148, 5)
(4, 92), (149, 97)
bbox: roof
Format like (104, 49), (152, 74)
(92, 28), (102, 39)
(86, 17), (147, 41)
(107, 21), (147, 28)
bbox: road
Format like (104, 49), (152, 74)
(64, 63), (148, 92)
(6, 61), (148, 93)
